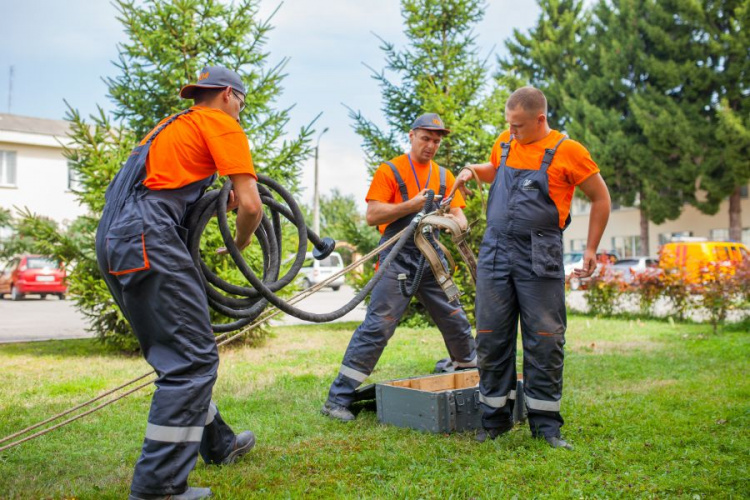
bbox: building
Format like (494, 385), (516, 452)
(0, 113), (85, 238)
(564, 187), (750, 258)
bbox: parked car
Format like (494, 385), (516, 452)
(612, 256), (659, 284)
(298, 251), (345, 291)
(0, 255), (68, 300)
(565, 251), (620, 290)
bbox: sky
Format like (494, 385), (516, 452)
(0, 0), (541, 210)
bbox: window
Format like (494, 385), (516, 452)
(710, 228), (729, 241)
(742, 228), (750, 247)
(611, 235), (641, 258)
(67, 161), (82, 191)
(569, 239), (587, 252)
(659, 231), (693, 245)
(0, 150), (17, 187)
(570, 197), (590, 216)
(741, 185), (748, 199)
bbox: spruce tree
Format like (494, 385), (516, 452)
(500, 0), (589, 130)
(349, 0), (507, 323)
(559, 0), (704, 254)
(17, 0), (315, 350)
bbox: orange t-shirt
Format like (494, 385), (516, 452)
(366, 154), (466, 234)
(141, 106), (256, 190)
(489, 130), (599, 228)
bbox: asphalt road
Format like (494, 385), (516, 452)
(0, 295), (91, 343)
(271, 284), (367, 326)
(0, 285), (366, 344)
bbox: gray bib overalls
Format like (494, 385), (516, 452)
(95, 110), (238, 496)
(475, 135), (569, 438)
(326, 159), (477, 407)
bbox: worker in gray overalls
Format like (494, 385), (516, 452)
(322, 114), (478, 422)
(95, 66), (263, 500)
(451, 87), (611, 448)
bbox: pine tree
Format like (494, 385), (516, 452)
(16, 0), (315, 350)
(348, 0), (507, 323)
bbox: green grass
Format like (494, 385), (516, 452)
(0, 317), (748, 499)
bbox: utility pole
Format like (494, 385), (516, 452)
(7, 66), (13, 114)
(313, 127), (329, 235)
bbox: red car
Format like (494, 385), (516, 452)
(0, 255), (68, 300)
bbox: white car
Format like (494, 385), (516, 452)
(612, 256), (659, 284)
(298, 251), (345, 291)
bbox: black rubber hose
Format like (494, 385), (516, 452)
(185, 177), (433, 330)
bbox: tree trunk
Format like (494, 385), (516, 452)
(729, 186), (742, 242)
(640, 207), (650, 256)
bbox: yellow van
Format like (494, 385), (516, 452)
(659, 240), (748, 282)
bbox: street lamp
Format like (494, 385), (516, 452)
(313, 127), (329, 236)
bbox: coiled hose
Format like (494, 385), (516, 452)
(184, 175), (435, 332)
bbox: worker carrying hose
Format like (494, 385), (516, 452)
(450, 87), (611, 448)
(95, 66), (262, 500)
(322, 113), (478, 422)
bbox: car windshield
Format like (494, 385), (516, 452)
(26, 257), (59, 269)
(563, 253), (583, 265)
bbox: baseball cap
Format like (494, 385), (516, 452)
(179, 66), (247, 99)
(410, 113), (451, 135)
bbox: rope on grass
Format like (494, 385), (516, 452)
(0, 228), (407, 453)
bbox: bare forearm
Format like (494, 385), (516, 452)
(366, 199), (421, 226)
(586, 199), (610, 251)
(235, 205), (262, 246)
(463, 162), (497, 183)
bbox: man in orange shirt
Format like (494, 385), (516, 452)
(451, 87), (611, 448)
(322, 114), (478, 422)
(95, 66), (262, 500)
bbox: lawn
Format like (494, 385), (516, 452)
(0, 316), (748, 499)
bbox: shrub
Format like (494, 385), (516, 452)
(584, 263), (628, 316)
(694, 262), (742, 334)
(630, 267), (665, 316)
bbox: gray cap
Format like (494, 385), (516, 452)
(179, 66), (246, 99)
(410, 113), (451, 135)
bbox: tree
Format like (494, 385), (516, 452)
(500, 0), (589, 130)
(682, 0), (750, 241)
(17, 0), (315, 350)
(348, 0), (507, 324)
(558, 0), (706, 254)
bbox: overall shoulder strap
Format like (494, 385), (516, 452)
(499, 137), (513, 167)
(438, 166), (447, 198)
(143, 109), (193, 144)
(385, 161), (409, 202)
(540, 135), (568, 172)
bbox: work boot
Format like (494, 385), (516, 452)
(220, 430), (256, 465)
(544, 435), (574, 450)
(128, 486), (212, 500)
(320, 401), (355, 422)
(475, 424), (512, 443)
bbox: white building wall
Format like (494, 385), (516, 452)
(564, 188), (750, 257)
(0, 138), (85, 226)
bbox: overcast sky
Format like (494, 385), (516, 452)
(0, 0), (541, 209)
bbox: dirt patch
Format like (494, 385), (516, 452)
(569, 339), (662, 355)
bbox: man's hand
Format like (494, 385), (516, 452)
(450, 168), (474, 199)
(410, 188), (432, 211)
(574, 248), (597, 278)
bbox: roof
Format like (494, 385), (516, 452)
(0, 113), (71, 138)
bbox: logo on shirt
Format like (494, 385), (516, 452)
(521, 179), (540, 191)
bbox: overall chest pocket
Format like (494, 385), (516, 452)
(530, 229), (563, 279)
(106, 220), (149, 275)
